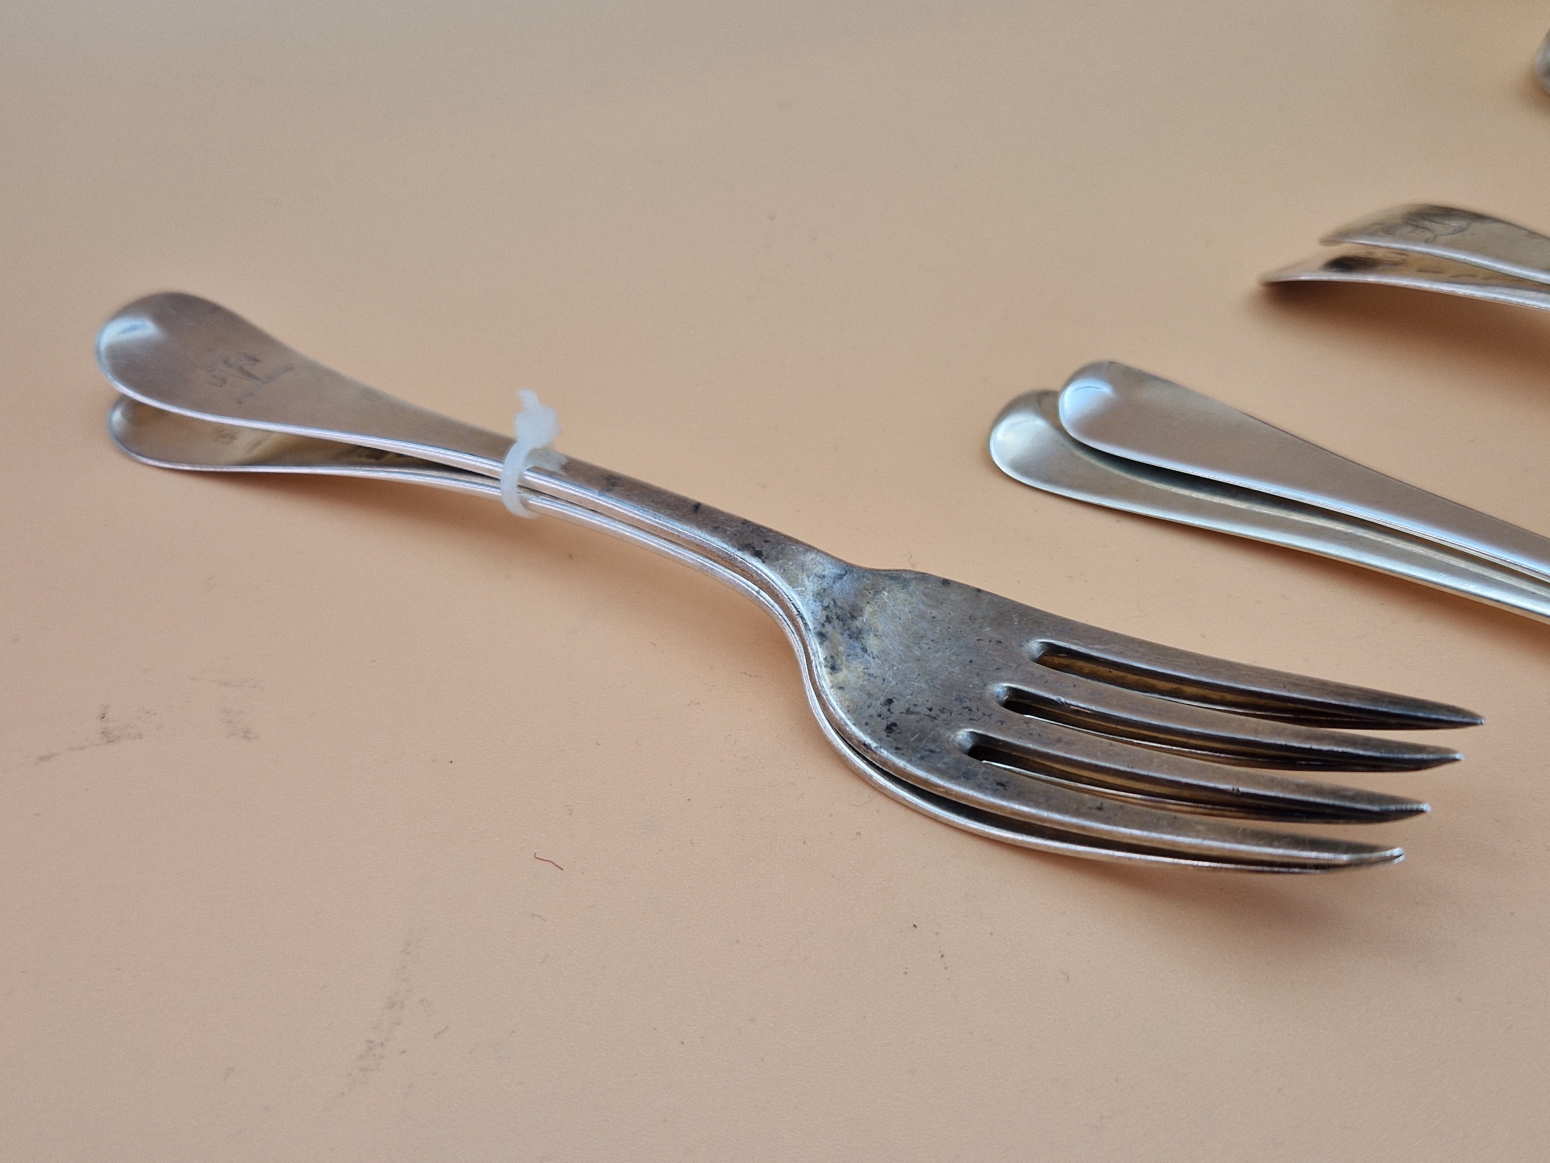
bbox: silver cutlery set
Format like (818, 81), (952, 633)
(996, 205), (1550, 631)
(99, 203), (1550, 872)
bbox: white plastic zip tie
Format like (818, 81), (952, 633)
(500, 390), (562, 517)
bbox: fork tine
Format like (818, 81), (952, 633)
(961, 708), (1428, 824)
(815, 687), (1393, 868)
(997, 667), (1462, 772)
(899, 749), (1409, 870)
(1030, 618), (1483, 730)
(868, 768), (1404, 871)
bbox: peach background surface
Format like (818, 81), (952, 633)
(4, 2), (1550, 1159)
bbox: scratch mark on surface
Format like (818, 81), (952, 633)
(534, 853), (564, 871)
(221, 706), (259, 741)
(335, 929), (423, 1100)
(32, 706), (148, 764)
(202, 675), (263, 690)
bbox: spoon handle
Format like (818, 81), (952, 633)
(1057, 361), (1550, 586)
(989, 390), (1550, 622)
(1261, 205), (1550, 312)
(1318, 205), (1550, 285)
(1262, 245), (1550, 312)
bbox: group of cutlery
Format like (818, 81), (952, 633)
(991, 204), (1550, 628)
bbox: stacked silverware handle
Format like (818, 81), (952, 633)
(1263, 204), (1550, 311)
(991, 360), (1550, 623)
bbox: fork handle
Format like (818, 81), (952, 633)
(98, 293), (516, 475)
(98, 292), (848, 611)
(522, 455), (848, 624)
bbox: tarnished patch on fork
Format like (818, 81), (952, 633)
(782, 568), (1471, 870)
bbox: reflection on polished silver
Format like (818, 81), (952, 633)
(1048, 361), (1550, 615)
(1263, 204), (1550, 311)
(100, 294), (1482, 872)
(990, 384), (1550, 622)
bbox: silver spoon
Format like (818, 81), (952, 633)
(990, 387), (1550, 622)
(1056, 361), (1550, 592)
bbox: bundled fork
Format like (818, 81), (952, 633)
(100, 294), (1482, 873)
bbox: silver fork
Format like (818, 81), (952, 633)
(98, 293), (1483, 872)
